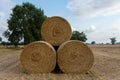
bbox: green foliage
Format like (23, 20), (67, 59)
(110, 37), (116, 45)
(1, 41), (12, 46)
(0, 37), (2, 42)
(71, 31), (87, 42)
(91, 41), (96, 44)
(3, 2), (47, 47)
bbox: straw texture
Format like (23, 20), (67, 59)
(57, 40), (94, 73)
(20, 41), (56, 73)
(41, 16), (72, 46)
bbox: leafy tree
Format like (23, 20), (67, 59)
(0, 37), (2, 42)
(3, 2), (47, 47)
(71, 31), (87, 42)
(1, 41), (11, 46)
(0, 37), (2, 44)
(110, 37), (116, 45)
(91, 41), (96, 44)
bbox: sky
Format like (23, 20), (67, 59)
(0, 0), (120, 43)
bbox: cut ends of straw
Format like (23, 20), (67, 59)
(41, 16), (72, 46)
(57, 40), (94, 74)
(20, 41), (56, 73)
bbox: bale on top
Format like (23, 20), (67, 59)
(41, 16), (72, 46)
(20, 41), (56, 73)
(57, 40), (94, 73)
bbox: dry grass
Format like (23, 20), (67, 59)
(90, 44), (120, 80)
(0, 46), (22, 56)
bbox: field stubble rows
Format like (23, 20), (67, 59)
(0, 45), (120, 80)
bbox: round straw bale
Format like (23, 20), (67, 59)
(57, 40), (94, 73)
(41, 16), (72, 46)
(20, 41), (56, 73)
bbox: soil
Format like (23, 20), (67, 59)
(0, 45), (120, 80)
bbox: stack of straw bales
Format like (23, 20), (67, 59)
(20, 16), (94, 74)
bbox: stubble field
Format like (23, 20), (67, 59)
(0, 45), (120, 80)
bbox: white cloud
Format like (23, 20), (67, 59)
(0, 12), (5, 17)
(84, 22), (120, 43)
(86, 28), (111, 43)
(67, 0), (120, 19)
(109, 19), (120, 42)
(0, 0), (15, 40)
(71, 27), (77, 31)
(0, 21), (8, 30)
(0, 0), (14, 9)
(85, 25), (96, 33)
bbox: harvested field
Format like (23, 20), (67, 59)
(0, 45), (120, 80)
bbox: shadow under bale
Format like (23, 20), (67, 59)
(52, 46), (62, 73)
